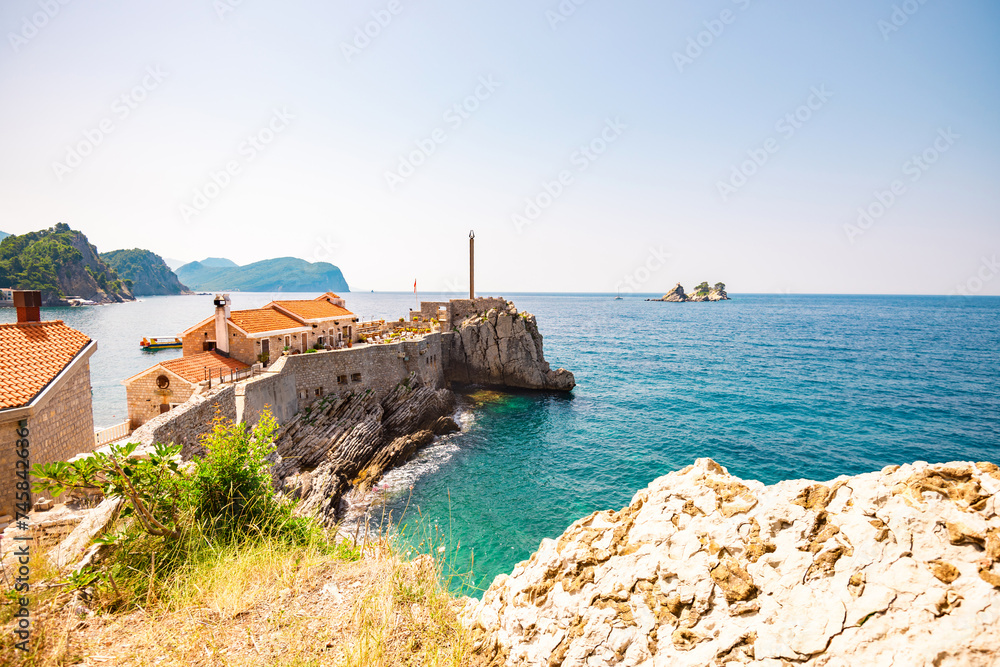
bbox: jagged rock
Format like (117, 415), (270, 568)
(463, 459), (1000, 666)
(430, 416), (461, 435)
(662, 283), (687, 302)
(446, 301), (575, 391)
(274, 374), (455, 525)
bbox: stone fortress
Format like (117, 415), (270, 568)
(125, 294), (575, 458)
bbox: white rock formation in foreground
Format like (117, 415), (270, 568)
(463, 459), (1000, 666)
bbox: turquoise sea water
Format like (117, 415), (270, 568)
(380, 294), (1000, 593)
(5, 293), (999, 594)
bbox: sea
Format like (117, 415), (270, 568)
(4, 292), (999, 595)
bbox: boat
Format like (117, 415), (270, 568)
(614, 288), (623, 300)
(141, 336), (182, 351)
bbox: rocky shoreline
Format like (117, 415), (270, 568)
(463, 458), (1000, 666)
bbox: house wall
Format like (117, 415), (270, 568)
(0, 360), (96, 518)
(128, 383), (238, 459)
(448, 297), (508, 325)
(182, 320), (216, 357)
(124, 369), (198, 429)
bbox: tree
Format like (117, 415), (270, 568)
(714, 282), (726, 292)
(694, 281), (710, 295)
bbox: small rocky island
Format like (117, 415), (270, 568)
(648, 282), (729, 302)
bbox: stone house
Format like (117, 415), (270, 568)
(180, 293), (357, 367)
(0, 290), (97, 518)
(122, 351), (249, 429)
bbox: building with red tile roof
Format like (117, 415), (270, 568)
(180, 293), (357, 368)
(122, 351), (250, 429)
(0, 292), (98, 518)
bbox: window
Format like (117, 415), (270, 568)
(338, 375), (347, 384)
(315, 387), (324, 397)
(351, 373), (362, 383)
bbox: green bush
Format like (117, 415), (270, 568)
(30, 409), (350, 612)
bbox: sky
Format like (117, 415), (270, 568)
(1, 1), (998, 295)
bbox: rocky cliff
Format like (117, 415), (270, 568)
(0, 223), (134, 304)
(447, 300), (575, 391)
(463, 459), (1000, 666)
(273, 375), (457, 525)
(101, 248), (190, 296)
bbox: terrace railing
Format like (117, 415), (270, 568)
(205, 364), (259, 388)
(94, 420), (130, 447)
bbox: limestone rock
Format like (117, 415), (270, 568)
(273, 374), (455, 524)
(49, 497), (124, 570)
(463, 459), (1000, 666)
(446, 301), (575, 391)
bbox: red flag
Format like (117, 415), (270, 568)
(413, 279), (417, 293)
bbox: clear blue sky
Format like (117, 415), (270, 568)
(1, 0), (998, 294)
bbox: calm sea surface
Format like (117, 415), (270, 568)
(5, 293), (1000, 594)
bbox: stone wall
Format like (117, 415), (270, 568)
(447, 297), (508, 324)
(129, 383), (237, 459)
(238, 367), (298, 427)
(279, 333), (445, 412)
(125, 368), (198, 430)
(0, 360), (96, 517)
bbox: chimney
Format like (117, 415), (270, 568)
(213, 293), (231, 356)
(13, 290), (41, 323)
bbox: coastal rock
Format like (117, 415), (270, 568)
(463, 459), (1000, 666)
(447, 301), (575, 391)
(648, 282), (729, 302)
(273, 375), (455, 524)
(661, 283), (687, 302)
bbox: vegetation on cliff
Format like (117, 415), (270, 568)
(176, 256), (350, 292)
(0, 223), (133, 304)
(100, 248), (190, 296)
(3, 410), (476, 665)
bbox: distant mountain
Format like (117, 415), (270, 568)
(0, 223), (134, 304)
(101, 248), (190, 296)
(176, 257), (350, 293)
(200, 257), (239, 269)
(163, 257), (187, 271)
(0, 231), (9, 242)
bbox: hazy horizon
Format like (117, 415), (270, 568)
(2, 1), (998, 296)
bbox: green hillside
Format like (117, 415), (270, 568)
(101, 248), (190, 296)
(0, 231), (9, 242)
(176, 257), (350, 292)
(0, 223), (134, 304)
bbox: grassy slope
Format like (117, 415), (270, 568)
(2, 537), (479, 667)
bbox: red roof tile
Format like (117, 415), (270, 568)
(228, 308), (306, 334)
(271, 299), (353, 321)
(159, 351), (249, 384)
(0, 321), (92, 410)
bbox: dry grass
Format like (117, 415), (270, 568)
(1, 537), (483, 667)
